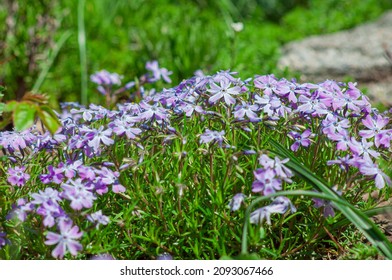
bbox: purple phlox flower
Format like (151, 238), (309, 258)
(243, 149), (257, 155)
(268, 196), (297, 214)
(313, 198), (335, 218)
(0, 130), (28, 152)
(97, 167), (118, 185)
(61, 103), (85, 122)
(271, 79), (291, 97)
(68, 133), (87, 150)
(59, 160), (84, 179)
(82, 109), (94, 121)
(375, 130), (392, 148)
(90, 70), (122, 87)
(77, 165), (96, 181)
(92, 178), (109, 195)
(177, 83), (201, 103)
(69, 108), (89, 120)
(44, 219), (83, 259)
(138, 101), (169, 122)
(199, 129), (226, 147)
(258, 154), (275, 169)
(288, 129), (314, 152)
(328, 129), (351, 151)
(348, 137), (380, 162)
(252, 168), (282, 195)
(86, 126), (114, 153)
(207, 77), (241, 106)
(145, 60), (172, 83)
(249, 207), (271, 225)
(228, 193), (246, 212)
(250, 196), (296, 225)
(78, 104), (112, 120)
(296, 93), (328, 116)
(359, 162), (391, 189)
(35, 131), (66, 151)
(31, 187), (62, 205)
(315, 80), (342, 108)
(0, 232), (10, 248)
(254, 94), (289, 118)
(233, 101), (259, 120)
(253, 74), (278, 95)
(125, 81), (136, 90)
(322, 114), (350, 137)
(87, 210), (110, 229)
(97, 167), (126, 193)
(40, 165), (65, 184)
(313, 186), (342, 218)
(109, 119), (142, 139)
(68, 106), (103, 123)
(359, 114), (390, 146)
(175, 102), (205, 117)
(7, 166), (30, 187)
(256, 155), (293, 181)
(273, 157), (293, 180)
(214, 70), (239, 83)
(273, 79), (301, 103)
(327, 155), (354, 171)
(333, 82), (369, 113)
(61, 178), (96, 210)
(153, 89), (180, 107)
(117, 102), (142, 115)
(7, 198), (34, 222)
(194, 69), (205, 77)
(37, 201), (66, 227)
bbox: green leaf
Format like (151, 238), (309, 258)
(334, 206), (392, 229)
(267, 138), (392, 259)
(4, 101), (18, 112)
(36, 105), (61, 134)
(13, 102), (37, 131)
(0, 102), (4, 116)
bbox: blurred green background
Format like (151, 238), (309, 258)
(1, 0), (392, 107)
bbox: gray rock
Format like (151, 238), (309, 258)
(278, 11), (392, 104)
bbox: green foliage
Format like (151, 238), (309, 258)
(1, 93), (61, 134)
(2, 0), (392, 106)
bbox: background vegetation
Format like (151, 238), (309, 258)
(1, 0), (392, 106)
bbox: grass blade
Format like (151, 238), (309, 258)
(334, 205), (392, 228)
(78, 0), (88, 105)
(32, 31), (72, 93)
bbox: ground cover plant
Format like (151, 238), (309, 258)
(0, 64), (392, 260)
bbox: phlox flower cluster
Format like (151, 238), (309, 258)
(1, 66), (392, 258)
(228, 154), (296, 224)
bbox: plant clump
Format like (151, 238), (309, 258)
(0, 64), (391, 259)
